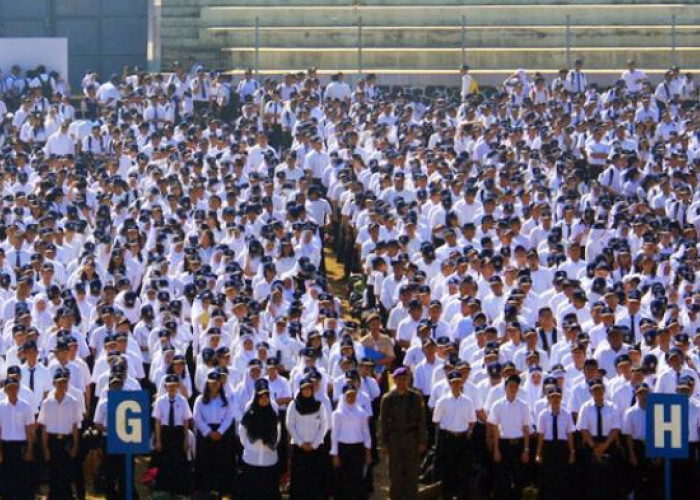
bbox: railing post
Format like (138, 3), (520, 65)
(254, 17), (260, 75)
(566, 14), (571, 67)
(461, 15), (466, 66)
(358, 16), (363, 75)
(671, 14), (677, 66)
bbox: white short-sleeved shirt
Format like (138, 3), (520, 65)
(433, 392), (476, 433)
(0, 398), (34, 441)
(152, 393), (193, 426)
(622, 404), (646, 441)
(536, 406), (574, 441)
(38, 392), (82, 435)
(487, 396), (531, 439)
(576, 400), (621, 437)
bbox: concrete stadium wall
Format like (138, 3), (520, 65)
(0, 0), (148, 90)
(161, 0), (700, 83)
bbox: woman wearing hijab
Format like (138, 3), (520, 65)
(239, 378), (281, 500)
(331, 383), (372, 500)
(286, 376), (329, 500)
(192, 369), (237, 497)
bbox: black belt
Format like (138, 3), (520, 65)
(49, 433), (71, 441)
(499, 438), (523, 445)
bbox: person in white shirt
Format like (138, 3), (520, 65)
(567, 59), (588, 94)
(620, 59), (647, 94)
(236, 69), (261, 102)
(152, 374), (192, 496)
(239, 378), (281, 499)
(433, 370), (476, 499)
(576, 378), (622, 499)
(193, 370), (237, 496)
(535, 386), (575, 499)
(44, 121), (76, 158)
(460, 64), (478, 101)
(0, 377), (35, 499)
(96, 75), (121, 108)
(331, 383), (372, 500)
(324, 73), (352, 102)
(622, 382), (652, 500)
(286, 377), (329, 500)
(38, 368), (82, 500)
(488, 374), (531, 500)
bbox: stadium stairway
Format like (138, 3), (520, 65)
(161, 0), (700, 86)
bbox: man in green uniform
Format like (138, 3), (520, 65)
(380, 366), (428, 500)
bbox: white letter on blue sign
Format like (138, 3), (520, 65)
(116, 401), (142, 444)
(654, 404), (682, 449)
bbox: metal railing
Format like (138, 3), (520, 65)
(225, 14), (691, 74)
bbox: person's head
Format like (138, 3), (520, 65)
(588, 378), (605, 404)
(299, 378), (314, 398)
(164, 373), (179, 397)
(547, 386), (563, 410)
(504, 374), (521, 399)
(667, 347), (684, 371)
(393, 366), (410, 391)
(3, 378), (19, 402)
(52, 368), (70, 395)
(343, 384), (357, 405)
(447, 370), (463, 395)
(255, 379), (270, 407)
(634, 382), (650, 406)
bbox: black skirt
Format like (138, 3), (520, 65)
(240, 461), (281, 500)
(290, 444), (329, 500)
(194, 431), (233, 494)
(336, 442), (367, 500)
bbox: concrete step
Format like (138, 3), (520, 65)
(222, 46), (700, 70)
(199, 4), (700, 27)
(160, 5), (201, 17)
(356, 0), (695, 4)
(164, 0), (689, 5)
(202, 25), (700, 48)
(161, 17), (200, 38)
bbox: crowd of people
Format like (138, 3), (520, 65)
(0, 57), (698, 500)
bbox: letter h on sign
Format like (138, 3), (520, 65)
(646, 393), (689, 459)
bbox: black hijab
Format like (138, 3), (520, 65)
(241, 392), (278, 449)
(294, 385), (321, 415)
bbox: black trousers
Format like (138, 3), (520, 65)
(494, 439), (525, 500)
(438, 431), (470, 500)
(240, 462), (281, 500)
(673, 441), (700, 500)
(538, 440), (571, 500)
(336, 443), (367, 500)
(48, 434), (75, 500)
(155, 426), (190, 495)
(582, 439), (621, 500)
(0, 441), (31, 499)
(290, 444), (328, 500)
(627, 440), (660, 500)
(277, 409), (289, 478)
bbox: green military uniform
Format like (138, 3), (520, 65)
(380, 386), (427, 500)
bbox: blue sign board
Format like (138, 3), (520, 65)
(107, 390), (151, 455)
(646, 393), (689, 459)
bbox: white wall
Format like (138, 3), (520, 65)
(0, 38), (68, 79)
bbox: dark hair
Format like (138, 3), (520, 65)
(202, 380), (228, 407)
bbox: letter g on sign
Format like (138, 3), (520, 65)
(116, 400), (142, 444)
